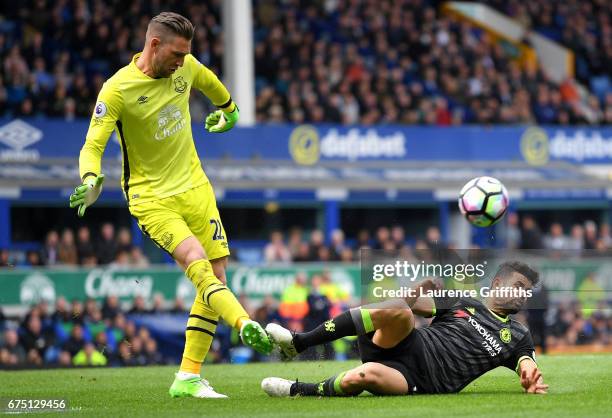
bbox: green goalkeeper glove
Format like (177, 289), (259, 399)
(69, 174), (105, 217)
(205, 106), (239, 133)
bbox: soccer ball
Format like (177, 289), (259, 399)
(458, 176), (509, 227)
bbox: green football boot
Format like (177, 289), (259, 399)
(169, 375), (228, 398)
(240, 320), (273, 355)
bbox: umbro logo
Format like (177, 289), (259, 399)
(137, 96), (150, 104)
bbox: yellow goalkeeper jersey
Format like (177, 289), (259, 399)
(79, 53), (233, 206)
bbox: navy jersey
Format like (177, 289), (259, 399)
(416, 297), (536, 393)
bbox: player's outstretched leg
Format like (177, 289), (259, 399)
(262, 362), (409, 397)
(186, 258), (272, 354)
(266, 305), (413, 359)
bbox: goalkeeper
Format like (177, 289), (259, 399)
(69, 12), (271, 398)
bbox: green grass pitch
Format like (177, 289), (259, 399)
(1, 355), (611, 417)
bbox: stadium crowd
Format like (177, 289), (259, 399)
(0, 223), (150, 268)
(0, 0), (610, 124)
(489, 0), (611, 93)
(3, 215), (612, 268)
(253, 0), (611, 125)
(0, 295), (178, 368)
(0, 278), (610, 368)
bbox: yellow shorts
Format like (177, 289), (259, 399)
(129, 182), (230, 260)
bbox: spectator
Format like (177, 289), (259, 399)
(128, 337), (148, 366)
(40, 230), (59, 266)
(599, 223), (612, 248)
(57, 350), (72, 367)
(19, 315), (53, 359)
(293, 242), (312, 263)
(390, 225), (407, 250)
(105, 314), (127, 353)
(544, 223), (567, 251)
(0, 249), (10, 267)
(51, 297), (70, 324)
(254, 295), (284, 328)
(278, 272), (309, 332)
(25, 250), (43, 267)
(149, 294), (165, 314)
(76, 226), (96, 265)
(374, 227), (390, 250)
(71, 299), (85, 325)
(83, 298), (98, 322)
(264, 230), (292, 263)
(287, 227), (304, 260)
(340, 247), (354, 263)
(62, 324), (85, 357)
(94, 332), (109, 356)
(129, 296), (148, 315)
(426, 226), (444, 249)
(329, 229), (347, 261)
(111, 250), (131, 267)
(73, 342), (107, 366)
(567, 224), (585, 254)
(355, 229), (371, 250)
(1, 329), (26, 365)
(58, 228), (78, 265)
(170, 297), (187, 314)
(144, 338), (163, 365)
(130, 247), (150, 268)
(520, 216), (544, 249)
(584, 220), (598, 250)
(102, 295), (121, 321)
(308, 230), (326, 261)
(116, 227), (133, 254)
(86, 309), (106, 341)
(114, 341), (137, 367)
(97, 223), (117, 265)
(302, 274), (333, 360)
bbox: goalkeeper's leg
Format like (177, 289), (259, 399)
(174, 238), (272, 354)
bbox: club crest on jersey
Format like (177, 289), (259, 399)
(324, 320), (335, 332)
(500, 328), (512, 343)
(174, 76), (187, 93)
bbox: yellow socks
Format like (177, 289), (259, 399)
(179, 297), (219, 374)
(185, 259), (249, 329)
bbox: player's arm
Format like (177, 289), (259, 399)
(518, 358), (548, 394)
(504, 332), (548, 394)
(406, 278), (437, 317)
(187, 54), (239, 133)
(70, 81), (123, 217)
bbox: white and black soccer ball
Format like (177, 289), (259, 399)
(458, 176), (509, 227)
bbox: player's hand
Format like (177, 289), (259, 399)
(69, 174), (105, 217)
(521, 368), (548, 394)
(205, 106), (239, 133)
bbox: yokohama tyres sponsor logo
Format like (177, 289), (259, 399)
(466, 315), (502, 356)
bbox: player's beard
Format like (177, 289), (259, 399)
(151, 57), (170, 79)
(504, 298), (525, 314)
